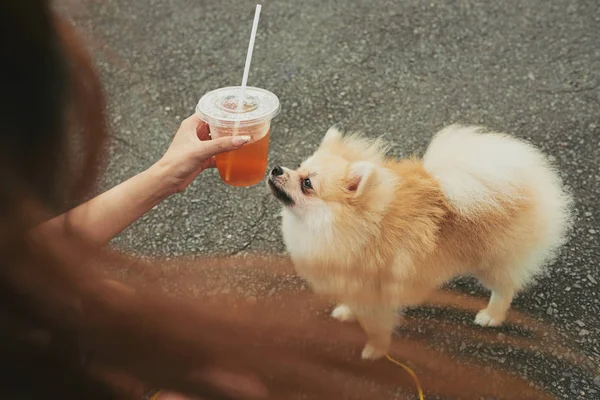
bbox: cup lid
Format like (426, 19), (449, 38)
(195, 86), (280, 127)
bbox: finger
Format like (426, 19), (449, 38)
(196, 122), (211, 141)
(199, 158), (216, 170)
(180, 115), (203, 134)
(207, 157), (217, 169)
(196, 136), (250, 159)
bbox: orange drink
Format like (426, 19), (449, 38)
(196, 86), (280, 187)
(215, 130), (270, 186)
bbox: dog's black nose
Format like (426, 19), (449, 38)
(271, 166), (284, 176)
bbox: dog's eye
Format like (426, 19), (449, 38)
(302, 178), (313, 190)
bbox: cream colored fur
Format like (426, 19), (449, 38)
(268, 124), (573, 359)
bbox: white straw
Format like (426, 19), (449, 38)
(227, 4), (262, 182)
(238, 4), (262, 109)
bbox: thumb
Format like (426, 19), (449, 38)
(197, 135), (250, 159)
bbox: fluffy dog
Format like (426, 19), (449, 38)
(268, 125), (572, 359)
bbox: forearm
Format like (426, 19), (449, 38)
(41, 162), (176, 245)
(34, 115), (245, 246)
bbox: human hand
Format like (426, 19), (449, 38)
(156, 115), (250, 193)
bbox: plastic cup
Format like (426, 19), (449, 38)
(196, 86), (280, 187)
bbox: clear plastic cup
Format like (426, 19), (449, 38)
(196, 86), (280, 187)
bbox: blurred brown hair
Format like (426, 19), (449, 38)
(0, 1), (585, 399)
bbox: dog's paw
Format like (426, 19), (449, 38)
(361, 343), (387, 360)
(331, 305), (356, 322)
(474, 309), (505, 327)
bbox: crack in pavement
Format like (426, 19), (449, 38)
(536, 83), (599, 95)
(229, 194), (271, 256)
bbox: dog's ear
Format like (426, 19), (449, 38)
(320, 126), (343, 147)
(347, 161), (376, 197)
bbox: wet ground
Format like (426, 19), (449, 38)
(63, 0), (599, 398)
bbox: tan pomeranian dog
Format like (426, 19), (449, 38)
(267, 125), (573, 359)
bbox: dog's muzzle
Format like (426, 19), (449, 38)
(268, 168), (294, 206)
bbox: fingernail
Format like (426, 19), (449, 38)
(232, 136), (251, 146)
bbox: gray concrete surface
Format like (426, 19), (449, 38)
(65, 0), (598, 398)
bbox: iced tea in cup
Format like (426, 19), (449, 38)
(196, 86), (280, 187)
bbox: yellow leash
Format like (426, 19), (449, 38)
(356, 318), (424, 399)
(384, 353), (425, 400)
(147, 357), (424, 400)
(147, 346), (425, 400)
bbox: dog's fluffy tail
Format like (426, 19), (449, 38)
(423, 124), (573, 280)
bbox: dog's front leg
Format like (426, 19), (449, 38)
(354, 307), (399, 360)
